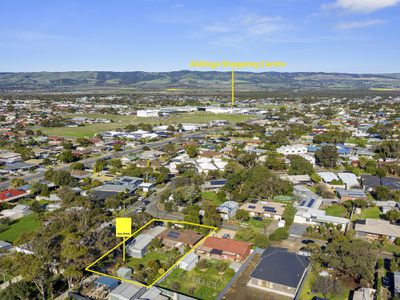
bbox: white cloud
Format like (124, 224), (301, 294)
(201, 14), (285, 44)
(336, 19), (386, 29)
(324, 0), (400, 13)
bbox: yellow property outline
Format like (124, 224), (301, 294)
(85, 218), (217, 288)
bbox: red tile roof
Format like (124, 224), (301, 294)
(203, 237), (253, 256)
(0, 189), (27, 201)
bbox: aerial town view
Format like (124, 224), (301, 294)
(1, 1), (400, 300)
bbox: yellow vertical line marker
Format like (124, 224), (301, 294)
(231, 68), (235, 106)
(123, 239), (125, 262)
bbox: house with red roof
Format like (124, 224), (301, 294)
(196, 237), (253, 262)
(0, 189), (29, 202)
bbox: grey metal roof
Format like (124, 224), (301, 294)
(250, 247), (310, 288)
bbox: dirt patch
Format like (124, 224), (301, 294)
(222, 253), (290, 300)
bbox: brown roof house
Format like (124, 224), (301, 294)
(157, 229), (204, 249)
(196, 237), (253, 262)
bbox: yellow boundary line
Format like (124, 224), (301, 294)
(85, 218), (217, 288)
(231, 68), (235, 106)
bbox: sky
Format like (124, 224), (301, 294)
(0, 0), (399, 73)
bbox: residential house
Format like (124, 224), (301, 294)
(277, 144), (307, 155)
(109, 282), (146, 300)
(354, 218), (400, 242)
(294, 207), (349, 231)
(201, 179), (227, 191)
(0, 189), (29, 203)
(337, 172), (359, 189)
(361, 175), (400, 191)
(217, 201), (239, 220)
(247, 247), (310, 299)
(126, 234), (155, 258)
(196, 237), (253, 262)
(0, 204), (31, 220)
(157, 229), (204, 248)
(352, 288), (376, 300)
(336, 188), (367, 201)
(240, 201), (285, 220)
(111, 176), (143, 192)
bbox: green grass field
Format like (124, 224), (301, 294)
(35, 112), (256, 138)
(353, 206), (381, 220)
(324, 205), (348, 217)
(0, 214), (41, 243)
(201, 191), (225, 206)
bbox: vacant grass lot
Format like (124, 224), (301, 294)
(35, 112), (256, 138)
(159, 259), (234, 300)
(0, 214), (41, 243)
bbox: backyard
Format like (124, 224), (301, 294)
(0, 214), (41, 243)
(353, 206), (381, 220)
(324, 205), (348, 218)
(159, 259), (235, 300)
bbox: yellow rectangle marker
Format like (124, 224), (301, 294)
(116, 218), (131, 237)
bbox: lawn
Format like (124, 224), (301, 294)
(324, 205), (348, 218)
(201, 191), (225, 206)
(353, 206), (381, 220)
(126, 249), (180, 269)
(159, 259), (234, 300)
(0, 214), (41, 243)
(244, 217), (272, 230)
(34, 112), (256, 138)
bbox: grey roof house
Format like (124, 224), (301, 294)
(248, 247), (310, 299)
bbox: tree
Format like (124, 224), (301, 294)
(235, 227), (257, 242)
(376, 167), (387, 185)
(315, 145), (339, 168)
(236, 209), (250, 221)
(288, 155), (314, 175)
(319, 233), (377, 283)
(58, 150), (75, 163)
(269, 228), (289, 241)
(93, 159), (107, 173)
(60, 233), (88, 290)
(113, 143), (123, 151)
(184, 144), (199, 158)
(383, 209), (400, 223)
(70, 162), (85, 170)
(173, 185), (201, 205)
(312, 276), (343, 299)
(11, 178), (26, 188)
(254, 233), (270, 248)
(375, 185), (390, 200)
(61, 140), (74, 150)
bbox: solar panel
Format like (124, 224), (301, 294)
(167, 231), (180, 239)
(263, 206), (276, 213)
(300, 200), (306, 206)
(248, 205), (256, 209)
(307, 199), (315, 208)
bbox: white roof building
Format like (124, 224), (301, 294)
(337, 172), (359, 188)
(318, 172), (339, 183)
(277, 144), (307, 156)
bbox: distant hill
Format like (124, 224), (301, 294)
(0, 70), (400, 92)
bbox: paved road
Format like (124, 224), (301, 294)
(0, 130), (210, 190)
